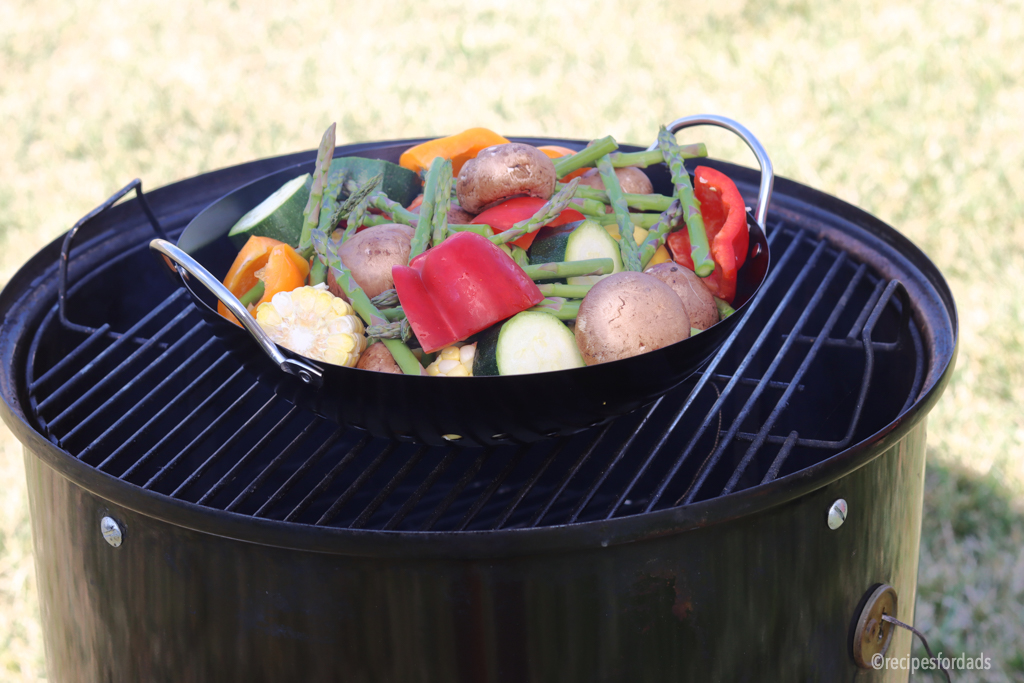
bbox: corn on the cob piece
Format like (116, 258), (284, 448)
(425, 343), (477, 377)
(255, 284), (366, 367)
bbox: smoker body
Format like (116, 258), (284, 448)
(0, 137), (956, 682)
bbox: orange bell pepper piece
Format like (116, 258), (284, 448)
(218, 237), (309, 325)
(399, 127), (510, 176)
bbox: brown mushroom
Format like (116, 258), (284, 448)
(356, 341), (402, 374)
(578, 167), (654, 195)
(327, 223), (414, 299)
(644, 262), (719, 330)
(456, 143), (557, 214)
(574, 271), (690, 365)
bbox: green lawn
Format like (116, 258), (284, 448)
(1, 0), (1022, 680)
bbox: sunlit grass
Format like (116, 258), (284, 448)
(1, 0), (1022, 679)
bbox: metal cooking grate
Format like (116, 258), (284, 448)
(21, 210), (925, 532)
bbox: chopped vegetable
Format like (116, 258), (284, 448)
(255, 284), (366, 367)
(425, 343), (477, 377)
(457, 143), (557, 213)
(574, 271), (690, 365)
(472, 311), (583, 376)
(471, 196), (584, 250)
(658, 127), (715, 277)
(227, 173), (312, 249)
(666, 165), (749, 304)
(217, 236), (303, 326)
(391, 231), (543, 353)
(399, 127), (510, 176)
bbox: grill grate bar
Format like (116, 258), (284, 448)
(111, 355), (238, 477)
(227, 417), (324, 513)
(697, 371), (801, 391)
(846, 278), (887, 342)
(720, 262), (867, 495)
(673, 245), (844, 507)
(316, 442), (399, 526)
(171, 395), (281, 500)
(256, 426), (344, 519)
(28, 323), (112, 393)
(495, 439), (569, 529)
(197, 405), (304, 506)
(566, 399), (664, 524)
(604, 227), (807, 518)
(34, 288), (188, 413)
(60, 322), (209, 449)
(84, 336), (221, 466)
(141, 374), (256, 489)
(528, 424), (613, 528)
(760, 431), (800, 485)
(349, 445), (430, 529)
(44, 306), (196, 432)
(383, 447), (460, 530)
(455, 446), (528, 531)
(284, 433), (371, 523)
(420, 449), (493, 531)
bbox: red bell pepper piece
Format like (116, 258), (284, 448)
(666, 166), (749, 304)
(471, 197), (585, 250)
(392, 231), (544, 353)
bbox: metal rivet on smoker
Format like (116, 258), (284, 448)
(827, 499), (848, 530)
(100, 516), (124, 547)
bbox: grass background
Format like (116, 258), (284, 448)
(1, 0), (1022, 680)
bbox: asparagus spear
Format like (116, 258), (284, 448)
(339, 173), (384, 243)
(489, 178), (580, 246)
(537, 282), (591, 298)
(639, 199), (684, 270)
(369, 192), (418, 226)
(530, 297), (581, 320)
(239, 281), (265, 307)
(606, 143), (707, 168)
(658, 126), (715, 277)
(310, 228), (423, 375)
(366, 318), (413, 342)
(298, 123), (336, 254)
(523, 258), (614, 281)
(593, 211), (665, 229)
(431, 161), (453, 246)
(409, 156), (447, 260)
(596, 154), (641, 271)
(448, 224), (493, 237)
(552, 136), (619, 178)
(560, 184), (674, 213)
(370, 288), (400, 308)
(380, 306), (406, 322)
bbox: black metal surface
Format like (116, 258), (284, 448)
(22, 420), (928, 682)
(167, 140), (769, 446)
(0, 140), (958, 682)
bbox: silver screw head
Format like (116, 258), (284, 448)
(827, 499), (848, 530)
(100, 516), (123, 547)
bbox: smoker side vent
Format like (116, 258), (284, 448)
(22, 219), (923, 532)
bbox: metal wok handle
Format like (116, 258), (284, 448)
(649, 114), (774, 230)
(149, 239), (324, 387)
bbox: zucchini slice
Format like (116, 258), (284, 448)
(473, 311), (585, 376)
(228, 173), (312, 248)
(563, 219), (623, 285)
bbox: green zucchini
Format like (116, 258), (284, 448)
(472, 311), (585, 376)
(563, 218), (623, 285)
(527, 222), (579, 264)
(228, 173), (312, 248)
(329, 157), (421, 208)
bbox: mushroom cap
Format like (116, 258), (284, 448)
(327, 223), (415, 299)
(456, 143), (557, 214)
(644, 262), (719, 330)
(578, 167), (654, 195)
(574, 271), (690, 365)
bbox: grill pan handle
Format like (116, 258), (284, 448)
(149, 239), (325, 387)
(650, 114), (774, 230)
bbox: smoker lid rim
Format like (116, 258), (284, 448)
(0, 140), (958, 559)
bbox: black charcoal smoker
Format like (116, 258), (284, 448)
(0, 117), (956, 682)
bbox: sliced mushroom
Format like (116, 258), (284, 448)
(578, 167), (654, 195)
(456, 143), (557, 214)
